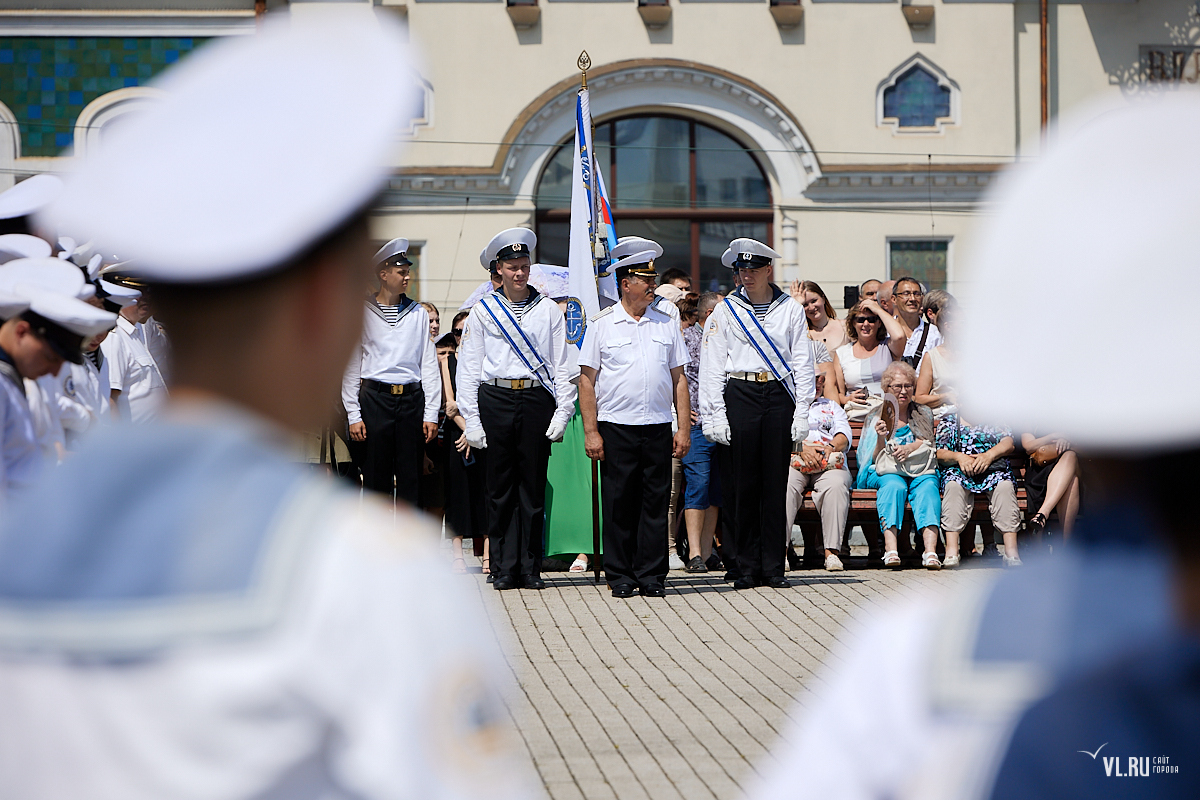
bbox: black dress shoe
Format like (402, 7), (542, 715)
(493, 576), (517, 591)
(732, 576), (758, 590)
(766, 576), (791, 589)
(640, 584), (666, 597)
(521, 576), (546, 590)
(723, 570), (741, 582)
(611, 584), (636, 598)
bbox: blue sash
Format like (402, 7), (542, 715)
(724, 296), (795, 402)
(479, 293), (554, 387)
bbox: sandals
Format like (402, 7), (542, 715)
(922, 552), (942, 570)
(451, 557), (466, 574)
(568, 556), (589, 573)
(1027, 513), (1048, 538)
(883, 550), (902, 569)
(941, 554), (960, 568)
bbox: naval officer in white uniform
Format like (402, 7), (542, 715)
(455, 227), (576, 590)
(342, 237), (440, 506)
(0, 12), (531, 800)
(610, 236), (681, 323)
(700, 238), (814, 589)
(579, 250), (691, 598)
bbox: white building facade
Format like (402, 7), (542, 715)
(1, 0), (1196, 310)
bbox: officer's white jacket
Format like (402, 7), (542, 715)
(101, 316), (168, 424)
(455, 287), (577, 433)
(341, 296), (440, 425)
(0, 365), (40, 506)
(579, 302), (689, 426)
(39, 354), (110, 449)
(698, 286), (815, 427)
(0, 403), (534, 800)
(136, 317), (171, 384)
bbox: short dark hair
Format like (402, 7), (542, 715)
(677, 294), (698, 323)
(659, 267), (690, 287)
(451, 310), (469, 330)
(698, 291), (723, 316)
(893, 275), (924, 294)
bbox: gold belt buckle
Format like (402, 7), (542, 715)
(756, 371), (770, 383)
(511, 379), (527, 390)
(391, 384), (404, 395)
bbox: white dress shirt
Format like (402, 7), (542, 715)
(579, 302), (689, 426)
(903, 319), (943, 359)
(101, 316), (168, 423)
(0, 365), (41, 506)
(341, 297), (440, 425)
(455, 288), (577, 433)
(136, 317), (172, 384)
(698, 286), (816, 427)
(40, 353), (111, 449)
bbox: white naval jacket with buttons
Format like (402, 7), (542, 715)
(698, 285), (815, 428)
(578, 302), (689, 426)
(101, 316), (168, 424)
(454, 288), (577, 434)
(341, 296), (440, 425)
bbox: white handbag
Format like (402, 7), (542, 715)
(875, 439), (938, 477)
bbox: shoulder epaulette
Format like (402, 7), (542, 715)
(593, 306), (615, 320)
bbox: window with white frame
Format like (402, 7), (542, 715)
(888, 239), (948, 291)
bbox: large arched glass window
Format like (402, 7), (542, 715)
(535, 115), (772, 294)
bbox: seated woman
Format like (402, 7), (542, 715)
(786, 362), (853, 571)
(856, 362), (942, 569)
(792, 280), (848, 351)
(835, 298), (907, 420)
(936, 412), (1021, 567)
(1021, 433), (1081, 541)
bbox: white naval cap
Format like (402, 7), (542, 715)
(0, 234), (52, 264)
(727, 238), (781, 270)
(0, 291), (29, 320)
(611, 249), (659, 280)
(0, 174), (63, 221)
(478, 247), (494, 272)
(37, 8), (418, 285)
(0, 257), (91, 301)
(720, 247), (735, 269)
(610, 236), (664, 262)
(958, 94), (1200, 452)
(374, 238), (412, 267)
(484, 228), (536, 269)
(95, 277), (142, 308)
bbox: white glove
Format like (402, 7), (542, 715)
(791, 418), (810, 446)
(704, 422), (731, 446)
(464, 427), (487, 450)
(545, 417), (568, 442)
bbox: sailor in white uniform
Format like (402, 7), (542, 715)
(0, 260), (116, 503)
(342, 236), (440, 506)
(699, 238), (814, 589)
(578, 250), (691, 598)
(0, 173), (62, 237)
(0, 12), (531, 800)
(101, 288), (168, 423)
(455, 227), (576, 590)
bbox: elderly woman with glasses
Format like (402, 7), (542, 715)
(833, 298), (906, 420)
(856, 361), (942, 569)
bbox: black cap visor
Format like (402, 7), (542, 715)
(732, 253), (772, 270)
(495, 243), (530, 262)
(22, 311), (85, 365)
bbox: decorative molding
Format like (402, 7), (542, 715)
(401, 72), (434, 137)
(876, 53), (960, 135)
(0, 9), (256, 37)
(72, 87), (164, 158)
(804, 164), (1002, 203)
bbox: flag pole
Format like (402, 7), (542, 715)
(578, 50), (604, 586)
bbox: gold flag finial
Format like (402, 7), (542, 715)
(577, 50), (591, 89)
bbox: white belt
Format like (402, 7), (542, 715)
(729, 371), (777, 383)
(485, 377), (543, 390)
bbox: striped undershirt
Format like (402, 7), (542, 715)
(752, 302), (771, 322)
(507, 296), (531, 322)
(378, 304), (401, 324)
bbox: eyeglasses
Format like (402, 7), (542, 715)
(854, 316), (880, 324)
(895, 290), (923, 299)
(453, 328), (464, 337)
(888, 383), (915, 392)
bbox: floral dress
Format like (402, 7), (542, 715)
(935, 414), (1015, 493)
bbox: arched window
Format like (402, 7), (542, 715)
(535, 115), (772, 294)
(877, 56), (959, 133)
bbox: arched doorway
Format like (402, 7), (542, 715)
(535, 114), (772, 294)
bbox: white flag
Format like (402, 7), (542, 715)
(564, 88), (601, 364)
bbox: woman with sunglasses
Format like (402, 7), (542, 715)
(833, 298), (906, 420)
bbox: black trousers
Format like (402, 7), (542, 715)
(443, 416), (488, 540)
(599, 422), (672, 590)
(359, 385), (425, 506)
(725, 380), (795, 581)
(479, 383), (555, 581)
(716, 439), (738, 576)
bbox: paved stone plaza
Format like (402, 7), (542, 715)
(461, 555), (997, 800)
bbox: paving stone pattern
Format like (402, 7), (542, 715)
(460, 555), (996, 800)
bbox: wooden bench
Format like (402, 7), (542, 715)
(791, 420), (1031, 567)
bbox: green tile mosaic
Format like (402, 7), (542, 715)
(0, 37), (209, 157)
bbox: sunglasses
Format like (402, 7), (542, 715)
(453, 328), (464, 337)
(854, 316), (881, 324)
